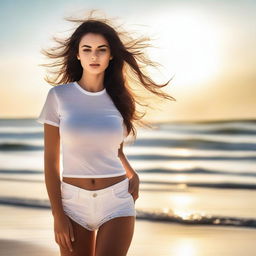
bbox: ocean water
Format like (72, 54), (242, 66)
(0, 118), (256, 229)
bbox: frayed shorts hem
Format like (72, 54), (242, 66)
(66, 212), (136, 232)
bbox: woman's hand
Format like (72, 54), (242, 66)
(128, 173), (140, 202)
(54, 213), (75, 253)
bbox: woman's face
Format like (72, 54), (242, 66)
(77, 33), (113, 75)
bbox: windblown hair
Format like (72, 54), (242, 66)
(40, 10), (176, 140)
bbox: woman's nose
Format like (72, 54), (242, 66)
(91, 52), (99, 59)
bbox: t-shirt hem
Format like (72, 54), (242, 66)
(62, 172), (127, 178)
(37, 118), (59, 127)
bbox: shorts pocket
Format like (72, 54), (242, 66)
(61, 189), (76, 201)
(111, 185), (132, 200)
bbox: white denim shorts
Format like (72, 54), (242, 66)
(60, 177), (136, 231)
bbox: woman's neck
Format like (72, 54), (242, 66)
(78, 72), (105, 92)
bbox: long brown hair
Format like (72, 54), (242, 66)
(40, 10), (176, 140)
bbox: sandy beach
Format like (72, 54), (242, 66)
(1, 205), (256, 256)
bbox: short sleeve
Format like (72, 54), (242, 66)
(36, 87), (60, 127)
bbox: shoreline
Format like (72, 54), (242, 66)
(1, 205), (256, 256)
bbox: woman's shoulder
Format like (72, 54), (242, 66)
(51, 82), (74, 94)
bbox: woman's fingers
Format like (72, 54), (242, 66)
(68, 219), (75, 242)
(64, 233), (73, 252)
(57, 233), (73, 252)
(59, 234), (67, 250)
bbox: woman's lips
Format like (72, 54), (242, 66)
(89, 64), (100, 68)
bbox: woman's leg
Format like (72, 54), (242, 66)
(95, 216), (135, 256)
(59, 216), (96, 256)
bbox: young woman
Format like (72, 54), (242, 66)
(37, 12), (175, 256)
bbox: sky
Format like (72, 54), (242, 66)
(0, 0), (255, 122)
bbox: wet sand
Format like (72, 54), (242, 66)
(0, 205), (256, 256)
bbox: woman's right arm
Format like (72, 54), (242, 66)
(44, 123), (64, 218)
(44, 123), (74, 252)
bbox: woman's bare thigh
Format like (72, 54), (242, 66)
(59, 216), (96, 256)
(95, 216), (135, 256)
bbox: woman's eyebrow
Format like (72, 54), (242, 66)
(81, 45), (109, 48)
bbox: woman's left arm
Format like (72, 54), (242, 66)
(118, 142), (140, 201)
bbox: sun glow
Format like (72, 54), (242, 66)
(169, 194), (197, 215)
(147, 9), (222, 89)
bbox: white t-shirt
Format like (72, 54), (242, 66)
(37, 81), (128, 178)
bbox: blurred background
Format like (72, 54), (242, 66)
(0, 0), (256, 255)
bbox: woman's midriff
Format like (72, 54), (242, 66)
(62, 174), (127, 191)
